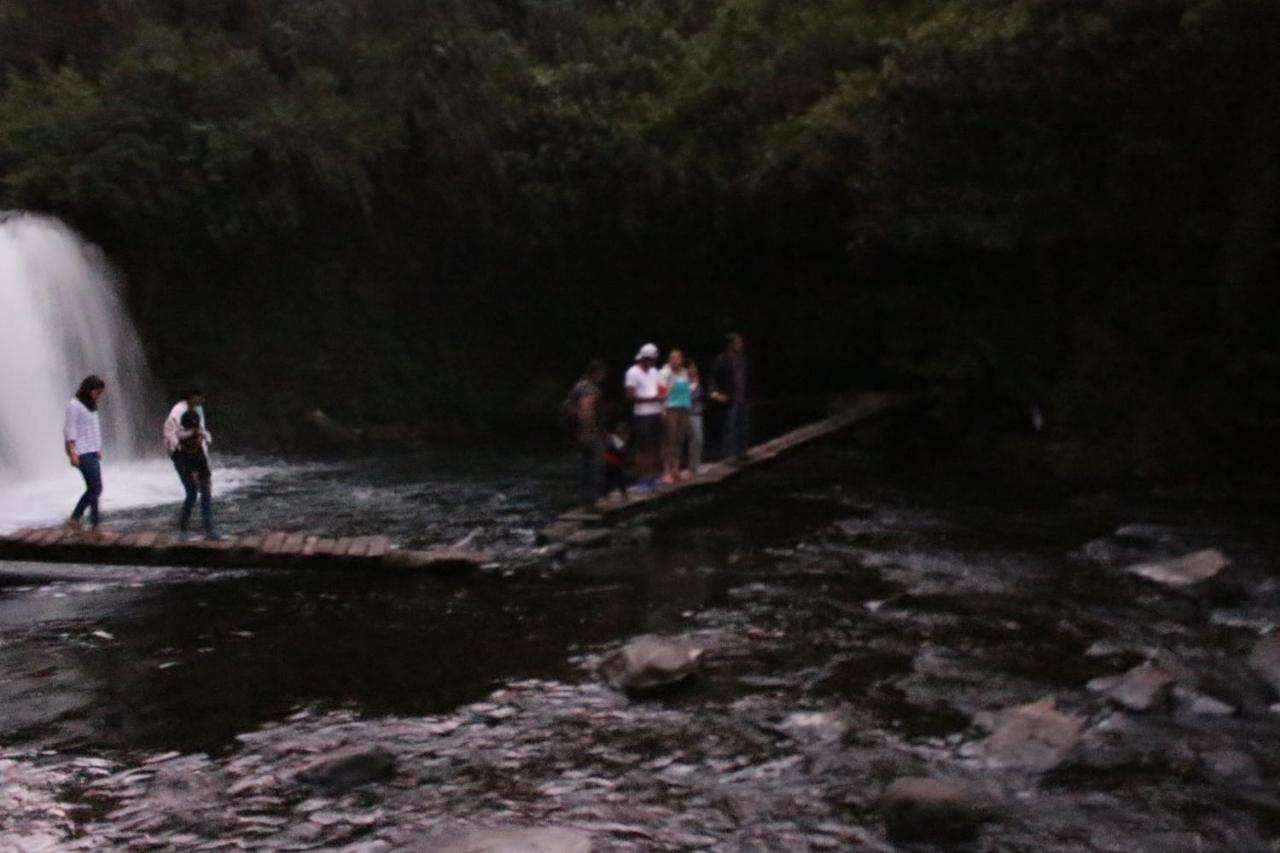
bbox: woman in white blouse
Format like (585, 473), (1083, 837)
(63, 375), (106, 529)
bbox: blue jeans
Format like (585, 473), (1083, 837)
(721, 403), (750, 460)
(172, 452), (215, 534)
(72, 452), (102, 527)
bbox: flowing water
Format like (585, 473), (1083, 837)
(2, 429), (1279, 852)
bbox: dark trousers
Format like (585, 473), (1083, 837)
(578, 436), (605, 506)
(721, 403), (751, 459)
(605, 462), (629, 495)
(172, 451), (214, 534)
(71, 452), (102, 527)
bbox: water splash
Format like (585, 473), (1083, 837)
(0, 212), (154, 480)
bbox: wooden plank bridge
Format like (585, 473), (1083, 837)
(0, 528), (494, 574)
(539, 391), (915, 547)
(0, 391), (915, 572)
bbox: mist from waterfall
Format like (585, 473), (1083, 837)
(0, 213), (154, 481)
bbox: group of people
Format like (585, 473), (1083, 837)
(567, 333), (752, 507)
(63, 377), (221, 539)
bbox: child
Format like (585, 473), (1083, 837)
(603, 420), (631, 498)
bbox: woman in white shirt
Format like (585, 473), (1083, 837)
(63, 375), (106, 529)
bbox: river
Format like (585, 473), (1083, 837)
(2, 426), (1278, 851)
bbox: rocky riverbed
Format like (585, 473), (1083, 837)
(2, 437), (1279, 850)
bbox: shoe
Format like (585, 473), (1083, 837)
(178, 531), (197, 543)
(204, 531), (226, 542)
(661, 474), (676, 485)
(65, 518), (82, 531)
(677, 470), (693, 481)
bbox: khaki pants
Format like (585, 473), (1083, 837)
(662, 408), (691, 472)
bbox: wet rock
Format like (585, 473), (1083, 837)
(295, 745), (396, 789)
(879, 777), (986, 843)
(1247, 634), (1280, 697)
(974, 697), (1083, 772)
(432, 827), (592, 853)
(1172, 686), (1236, 718)
(1087, 664), (1176, 712)
(1125, 549), (1229, 590)
(599, 636), (703, 694)
(1201, 748), (1261, 783)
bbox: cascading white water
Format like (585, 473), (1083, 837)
(0, 213), (268, 532)
(0, 213), (154, 479)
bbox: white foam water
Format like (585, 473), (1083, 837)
(0, 213), (263, 531)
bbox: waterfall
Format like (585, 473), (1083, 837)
(0, 213), (154, 480)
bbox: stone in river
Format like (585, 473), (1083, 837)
(1125, 549), (1229, 589)
(599, 635), (703, 694)
(434, 827), (592, 853)
(1248, 634), (1280, 697)
(975, 697), (1083, 772)
(1087, 664), (1177, 712)
(879, 777), (986, 843)
(295, 745), (396, 789)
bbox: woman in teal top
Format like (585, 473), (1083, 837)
(660, 349), (693, 483)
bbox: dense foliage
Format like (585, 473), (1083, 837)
(2, 0), (1277, 476)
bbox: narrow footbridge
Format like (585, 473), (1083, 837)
(0, 529), (494, 575)
(540, 391), (916, 548)
(0, 391), (914, 573)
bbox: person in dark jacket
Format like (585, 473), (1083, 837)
(710, 333), (751, 461)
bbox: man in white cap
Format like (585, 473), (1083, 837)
(625, 343), (664, 489)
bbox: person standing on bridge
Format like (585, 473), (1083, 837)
(163, 388), (222, 540)
(659, 348), (693, 484)
(711, 333), (752, 462)
(625, 343), (664, 491)
(564, 359), (607, 507)
(64, 375), (106, 530)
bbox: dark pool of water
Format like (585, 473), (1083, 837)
(3, 428), (1280, 850)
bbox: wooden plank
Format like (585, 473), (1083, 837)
(279, 533), (307, 556)
(7, 527), (34, 543)
(332, 537), (356, 557)
(301, 535), (320, 556)
(346, 537), (372, 559)
(22, 528), (56, 545)
(134, 531), (160, 549)
(236, 535), (264, 554)
(260, 532), (287, 555)
(116, 532), (145, 548)
(312, 538), (337, 556)
(366, 536), (390, 559)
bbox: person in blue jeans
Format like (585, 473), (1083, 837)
(163, 388), (222, 540)
(711, 333), (751, 461)
(64, 375), (106, 529)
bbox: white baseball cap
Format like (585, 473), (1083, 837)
(635, 343), (659, 361)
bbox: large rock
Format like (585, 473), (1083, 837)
(975, 697), (1083, 772)
(1247, 634), (1280, 697)
(435, 828), (592, 853)
(295, 744), (396, 789)
(879, 777), (986, 843)
(1125, 549), (1229, 590)
(599, 636), (703, 694)
(1087, 664), (1177, 712)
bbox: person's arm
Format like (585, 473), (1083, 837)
(163, 411), (180, 453)
(63, 402), (79, 466)
(709, 356), (729, 403)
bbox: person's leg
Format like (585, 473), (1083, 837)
(172, 453), (198, 531)
(720, 406), (738, 461)
(661, 411), (678, 481)
(669, 411), (689, 477)
(579, 436), (604, 505)
(72, 453), (102, 527)
(734, 403), (751, 458)
(688, 414), (704, 472)
(198, 465), (215, 536)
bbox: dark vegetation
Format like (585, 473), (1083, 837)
(2, 0), (1277, 478)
